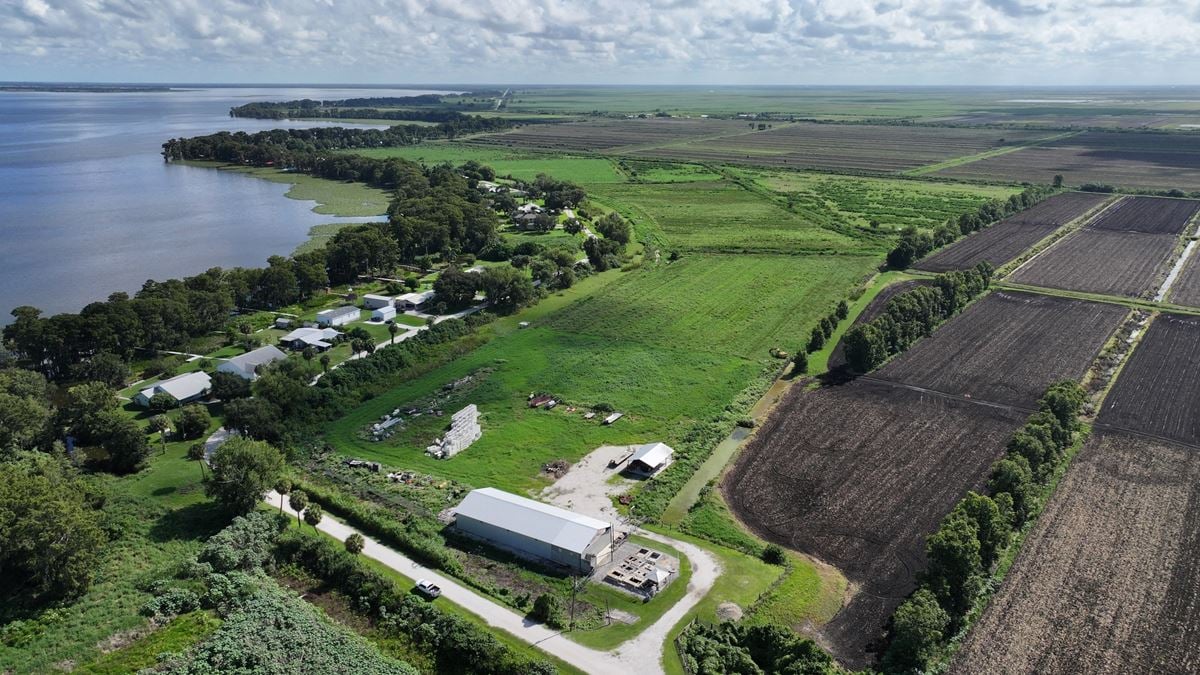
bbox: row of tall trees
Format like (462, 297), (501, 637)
(884, 381), (1087, 672)
(887, 186), (1056, 269)
(842, 264), (993, 372)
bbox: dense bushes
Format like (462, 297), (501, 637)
(842, 265), (992, 373)
(886, 186), (1055, 269)
(275, 531), (556, 675)
(882, 381), (1087, 672)
(677, 621), (836, 675)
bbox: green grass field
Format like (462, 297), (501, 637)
(587, 180), (882, 254)
(548, 254), (879, 359)
(217, 165), (391, 217)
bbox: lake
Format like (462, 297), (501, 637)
(0, 86), (449, 320)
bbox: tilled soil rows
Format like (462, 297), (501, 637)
(1085, 195), (1200, 235)
(915, 191), (1110, 272)
(723, 380), (1024, 668)
(1007, 228), (1180, 298)
(872, 291), (1127, 408)
(1100, 312), (1200, 446)
(951, 431), (1200, 674)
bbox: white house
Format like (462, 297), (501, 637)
(362, 294), (393, 310)
(627, 442), (675, 477)
(396, 290), (436, 311)
(134, 371), (212, 408)
(216, 345), (288, 381)
(279, 326), (341, 351)
(516, 202), (543, 214)
(315, 305), (360, 327)
(453, 488), (615, 573)
(371, 305), (397, 322)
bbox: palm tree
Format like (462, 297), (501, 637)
(388, 322), (399, 344)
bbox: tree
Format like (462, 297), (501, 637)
(302, 345), (316, 361)
(94, 410), (151, 474)
(433, 265), (480, 309)
(176, 405), (212, 440)
(791, 350), (808, 375)
(989, 455), (1036, 525)
(480, 266), (536, 313)
(289, 490), (309, 527)
(531, 593), (565, 629)
(274, 478), (292, 514)
(595, 212), (631, 244)
(303, 503), (324, 530)
(836, 300), (849, 320)
(319, 353), (331, 373)
(806, 326), (825, 353)
(148, 391), (177, 413)
(210, 371), (251, 401)
(761, 544), (786, 565)
(820, 316), (835, 339)
(924, 514), (983, 619)
(0, 368), (52, 456)
(0, 453), (106, 605)
(951, 492), (1012, 568)
(388, 322), (400, 344)
(884, 588), (949, 672)
(205, 437), (284, 515)
(1053, 174), (1064, 188)
(148, 414), (171, 435)
(345, 532), (365, 555)
(71, 352), (129, 387)
(223, 397), (284, 443)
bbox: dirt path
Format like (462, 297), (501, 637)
(266, 491), (720, 674)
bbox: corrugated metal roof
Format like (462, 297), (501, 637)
(630, 442), (674, 469)
(140, 371), (210, 402)
(455, 487), (609, 555)
(317, 305), (360, 318)
(224, 345), (287, 371)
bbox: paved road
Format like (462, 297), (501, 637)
(266, 491), (720, 674)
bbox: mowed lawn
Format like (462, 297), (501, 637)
(548, 254), (879, 358)
(587, 180), (880, 254)
(347, 144), (624, 183)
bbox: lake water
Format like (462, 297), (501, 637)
(0, 86), (448, 320)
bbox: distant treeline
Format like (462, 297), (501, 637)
(842, 264), (992, 373)
(887, 186), (1056, 269)
(231, 99), (491, 124)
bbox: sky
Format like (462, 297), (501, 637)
(2, 0), (1200, 86)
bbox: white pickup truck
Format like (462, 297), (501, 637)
(415, 579), (442, 599)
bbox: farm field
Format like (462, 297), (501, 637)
(1007, 229), (1181, 298)
(547, 254), (878, 359)
(934, 131), (1200, 190)
(746, 169), (1019, 232)
(624, 122), (1053, 173)
(871, 291), (1127, 408)
(915, 191), (1110, 272)
(468, 117), (755, 152)
(1165, 245), (1200, 307)
(1099, 312), (1200, 446)
(1086, 195), (1200, 234)
(723, 380), (1024, 668)
(587, 180), (881, 253)
(952, 431), (1200, 674)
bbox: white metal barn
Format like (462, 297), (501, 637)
(216, 345), (288, 380)
(315, 305), (360, 327)
(396, 290), (436, 311)
(362, 294), (394, 310)
(453, 488), (615, 573)
(627, 442), (675, 476)
(371, 305), (398, 322)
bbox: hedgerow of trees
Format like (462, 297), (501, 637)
(886, 186), (1055, 270)
(841, 264), (993, 372)
(883, 380), (1087, 672)
(676, 620), (837, 675)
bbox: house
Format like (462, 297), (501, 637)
(279, 326), (341, 351)
(371, 305), (397, 322)
(362, 294), (393, 310)
(274, 317), (293, 329)
(453, 487), (615, 573)
(216, 345), (288, 381)
(316, 305), (360, 327)
(626, 442), (675, 477)
(513, 211), (544, 230)
(396, 290), (436, 311)
(516, 202), (543, 214)
(134, 371), (212, 407)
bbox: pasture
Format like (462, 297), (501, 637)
(934, 130), (1200, 191)
(347, 144), (625, 183)
(916, 191), (1110, 272)
(469, 117), (754, 153)
(1099, 312), (1200, 446)
(1007, 229), (1181, 298)
(723, 380), (1024, 668)
(952, 431), (1200, 674)
(872, 291), (1127, 408)
(588, 180), (881, 254)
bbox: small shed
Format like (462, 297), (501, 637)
(372, 305), (398, 322)
(397, 290), (436, 311)
(627, 442), (675, 477)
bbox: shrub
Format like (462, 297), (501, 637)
(148, 391), (177, 413)
(530, 593), (566, 629)
(175, 405), (211, 440)
(761, 544), (787, 565)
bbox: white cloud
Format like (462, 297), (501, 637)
(0, 0), (1198, 84)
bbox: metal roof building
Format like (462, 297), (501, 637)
(217, 345), (288, 380)
(315, 305), (360, 327)
(453, 487), (615, 573)
(628, 442), (674, 476)
(134, 371), (212, 407)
